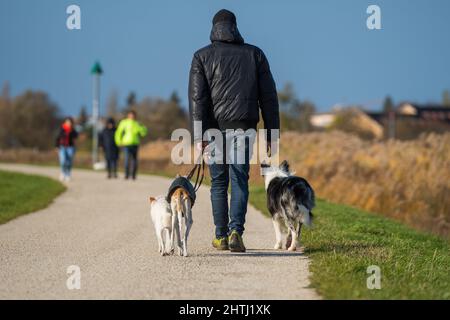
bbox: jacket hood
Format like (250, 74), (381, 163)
(210, 22), (244, 44)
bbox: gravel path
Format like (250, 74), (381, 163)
(0, 164), (319, 299)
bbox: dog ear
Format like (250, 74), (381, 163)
(149, 196), (156, 203)
(279, 160), (290, 173)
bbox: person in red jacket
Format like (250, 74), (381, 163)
(55, 117), (78, 182)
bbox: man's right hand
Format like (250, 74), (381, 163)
(196, 141), (208, 152)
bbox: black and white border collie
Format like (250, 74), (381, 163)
(261, 160), (315, 251)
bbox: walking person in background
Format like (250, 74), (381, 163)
(115, 110), (147, 180)
(99, 118), (119, 179)
(55, 117), (78, 182)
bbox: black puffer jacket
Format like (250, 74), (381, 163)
(189, 21), (280, 142)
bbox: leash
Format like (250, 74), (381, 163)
(186, 153), (206, 192)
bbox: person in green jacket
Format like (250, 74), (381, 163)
(115, 110), (148, 180)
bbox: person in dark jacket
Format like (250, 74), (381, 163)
(189, 9), (280, 252)
(55, 117), (78, 182)
(99, 118), (119, 179)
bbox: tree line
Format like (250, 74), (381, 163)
(1, 80), (449, 150)
(0, 83), (59, 150)
(0, 83), (189, 150)
(0, 82), (315, 151)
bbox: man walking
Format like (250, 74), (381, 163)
(99, 118), (119, 179)
(189, 9), (280, 252)
(115, 110), (147, 180)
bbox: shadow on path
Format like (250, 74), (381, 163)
(206, 248), (306, 258)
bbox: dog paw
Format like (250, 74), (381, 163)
(285, 236), (292, 249)
(178, 247), (183, 256)
(274, 242), (283, 250)
(287, 246), (297, 252)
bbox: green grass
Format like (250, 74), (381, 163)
(0, 170), (66, 224)
(249, 185), (450, 299)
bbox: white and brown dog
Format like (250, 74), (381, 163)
(149, 187), (193, 257)
(148, 196), (173, 256)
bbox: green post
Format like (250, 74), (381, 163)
(91, 61), (103, 168)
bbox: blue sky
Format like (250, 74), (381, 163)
(1, 0), (449, 115)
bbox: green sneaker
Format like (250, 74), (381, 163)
(212, 237), (229, 250)
(228, 230), (246, 253)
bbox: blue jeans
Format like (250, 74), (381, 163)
(58, 146), (75, 177)
(106, 159), (118, 177)
(208, 131), (254, 238)
(123, 145), (139, 179)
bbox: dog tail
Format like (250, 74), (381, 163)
(298, 204), (313, 228)
(303, 211), (313, 228)
(175, 190), (185, 217)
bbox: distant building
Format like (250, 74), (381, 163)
(309, 103), (450, 140)
(366, 103), (450, 124)
(365, 102), (450, 139)
(397, 103), (450, 123)
(310, 113), (335, 129)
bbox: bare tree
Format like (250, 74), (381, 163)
(443, 90), (450, 107)
(0, 90), (60, 149)
(106, 90), (119, 117)
(1, 81), (10, 103)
